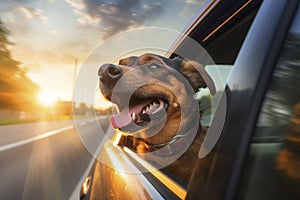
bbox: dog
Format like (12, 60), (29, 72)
(98, 53), (215, 181)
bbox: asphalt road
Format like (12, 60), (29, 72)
(0, 116), (112, 200)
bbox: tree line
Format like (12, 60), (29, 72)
(0, 19), (39, 111)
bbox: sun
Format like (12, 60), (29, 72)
(38, 91), (57, 106)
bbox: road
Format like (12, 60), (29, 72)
(0, 116), (112, 200)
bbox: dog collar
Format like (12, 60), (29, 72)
(143, 127), (200, 157)
(118, 126), (201, 156)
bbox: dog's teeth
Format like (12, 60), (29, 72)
(150, 103), (159, 113)
(132, 113), (136, 121)
(142, 109), (146, 114)
(146, 107), (150, 113)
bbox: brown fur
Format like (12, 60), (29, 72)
(99, 53), (215, 182)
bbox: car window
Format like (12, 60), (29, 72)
(236, 5), (300, 200)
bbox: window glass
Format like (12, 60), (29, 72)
(237, 6), (300, 200)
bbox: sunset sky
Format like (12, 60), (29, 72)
(0, 0), (205, 106)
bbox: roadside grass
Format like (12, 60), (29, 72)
(0, 115), (76, 126)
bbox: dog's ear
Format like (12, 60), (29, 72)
(119, 56), (139, 67)
(179, 60), (216, 95)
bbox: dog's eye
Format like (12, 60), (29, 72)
(149, 65), (159, 69)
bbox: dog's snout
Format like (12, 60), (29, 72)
(98, 63), (122, 83)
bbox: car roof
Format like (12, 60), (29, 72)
(170, 0), (262, 64)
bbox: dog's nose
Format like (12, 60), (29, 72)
(98, 63), (122, 83)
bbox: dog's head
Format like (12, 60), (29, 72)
(98, 53), (215, 145)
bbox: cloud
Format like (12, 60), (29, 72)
(186, 0), (200, 4)
(1, 6), (48, 35)
(14, 7), (48, 22)
(66, 0), (165, 39)
(8, 43), (79, 72)
(180, 0), (205, 17)
(0, 0), (33, 5)
(38, 50), (78, 65)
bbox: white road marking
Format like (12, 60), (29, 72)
(79, 122), (87, 126)
(0, 125), (74, 152)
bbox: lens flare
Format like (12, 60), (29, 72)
(38, 91), (57, 106)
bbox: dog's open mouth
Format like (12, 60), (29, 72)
(110, 98), (168, 132)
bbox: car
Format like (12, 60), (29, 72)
(80, 0), (300, 199)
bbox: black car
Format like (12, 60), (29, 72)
(81, 0), (300, 199)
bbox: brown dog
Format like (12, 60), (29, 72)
(98, 53), (215, 181)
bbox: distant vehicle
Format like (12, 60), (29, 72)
(81, 0), (300, 199)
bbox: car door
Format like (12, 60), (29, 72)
(235, 4), (300, 200)
(186, 0), (300, 199)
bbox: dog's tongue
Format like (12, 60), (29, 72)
(110, 101), (150, 129)
(110, 108), (131, 129)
